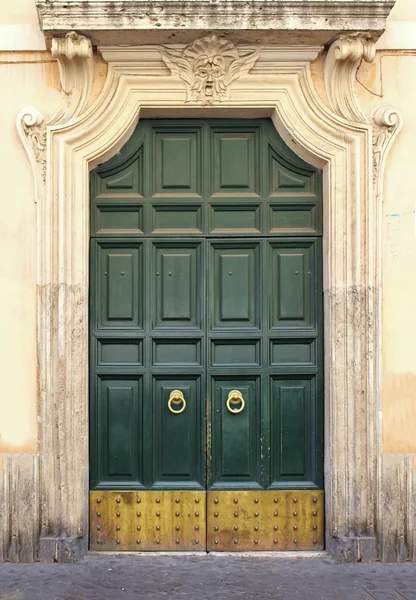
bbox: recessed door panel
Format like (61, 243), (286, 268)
(96, 242), (143, 329)
(152, 241), (202, 329)
(154, 129), (201, 196)
(92, 376), (143, 488)
(270, 377), (319, 487)
(210, 242), (260, 329)
(152, 377), (204, 488)
(210, 378), (261, 488)
(269, 241), (317, 330)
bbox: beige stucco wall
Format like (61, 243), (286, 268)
(0, 0), (414, 561)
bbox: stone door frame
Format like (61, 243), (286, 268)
(17, 35), (402, 562)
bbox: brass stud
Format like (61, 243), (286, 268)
(254, 512), (259, 517)
(96, 512), (101, 517)
(234, 512), (239, 517)
(96, 526), (100, 531)
(137, 512), (141, 517)
(293, 512), (297, 516)
(137, 526), (141, 531)
(254, 498), (259, 504)
(195, 499), (199, 504)
(234, 526), (238, 531)
(156, 498), (160, 503)
(234, 498), (238, 504)
(234, 539), (238, 544)
(293, 525), (298, 530)
(116, 512), (120, 517)
(156, 511), (160, 517)
(195, 525), (199, 531)
(96, 499), (101, 504)
(274, 511), (278, 517)
(254, 539), (258, 544)
(294, 539), (298, 544)
(214, 498), (219, 504)
(116, 498), (121, 504)
(313, 525), (318, 530)
(117, 539), (121, 544)
(313, 511), (318, 516)
(176, 526), (180, 531)
(136, 539), (141, 544)
(196, 539), (199, 544)
(175, 498), (180, 503)
(96, 540), (100, 544)
(254, 526), (259, 531)
(214, 539), (219, 544)
(156, 540), (160, 544)
(116, 526), (121, 531)
(175, 512), (180, 517)
(274, 526), (278, 531)
(156, 526), (160, 531)
(176, 540), (180, 544)
(214, 512), (219, 517)
(273, 539), (278, 544)
(274, 498), (278, 503)
(313, 497), (317, 503)
(313, 539), (317, 544)
(137, 498), (141, 503)
(214, 526), (219, 531)
(195, 512), (199, 517)
(293, 498), (298, 503)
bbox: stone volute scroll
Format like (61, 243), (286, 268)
(159, 35), (259, 105)
(17, 31), (93, 203)
(324, 33), (376, 123)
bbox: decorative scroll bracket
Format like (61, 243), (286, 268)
(324, 34), (376, 123)
(371, 106), (403, 201)
(17, 31), (93, 203)
(160, 35), (259, 105)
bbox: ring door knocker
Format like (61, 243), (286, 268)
(226, 390), (245, 414)
(168, 390), (187, 415)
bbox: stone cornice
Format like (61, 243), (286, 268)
(36, 0), (396, 45)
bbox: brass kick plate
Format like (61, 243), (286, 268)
(207, 490), (324, 551)
(90, 490), (324, 551)
(90, 491), (206, 551)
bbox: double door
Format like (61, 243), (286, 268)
(89, 119), (324, 551)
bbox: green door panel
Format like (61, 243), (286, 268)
(152, 241), (203, 329)
(90, 119), (324, 495)
(269, 240), (317, 330)
(209, 378), (261, 488)
(91, 376), (143, 488)
(269, 377), (318, 487)
(154, 128), (201, 195)
(96, 242), (143, 329)
(152, 377), (204, 489)
(212, 128), (259, 194)
(209, 242), (260, 329)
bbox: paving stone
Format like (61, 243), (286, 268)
(0, 555), (415, 600)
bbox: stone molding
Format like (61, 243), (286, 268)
(371, 105), (403, 198)
(14, 34), (407, 561)
(36, 0), (395, 45)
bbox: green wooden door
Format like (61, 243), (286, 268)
(89, 120), (324, 551)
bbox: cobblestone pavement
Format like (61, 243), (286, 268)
(0, 554), (416, 600)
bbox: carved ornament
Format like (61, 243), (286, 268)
(160, 35), (259, 105)
(17, 31), (93, 202)
(324, 34), (376, 123)
(371, 106), (403, 198)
